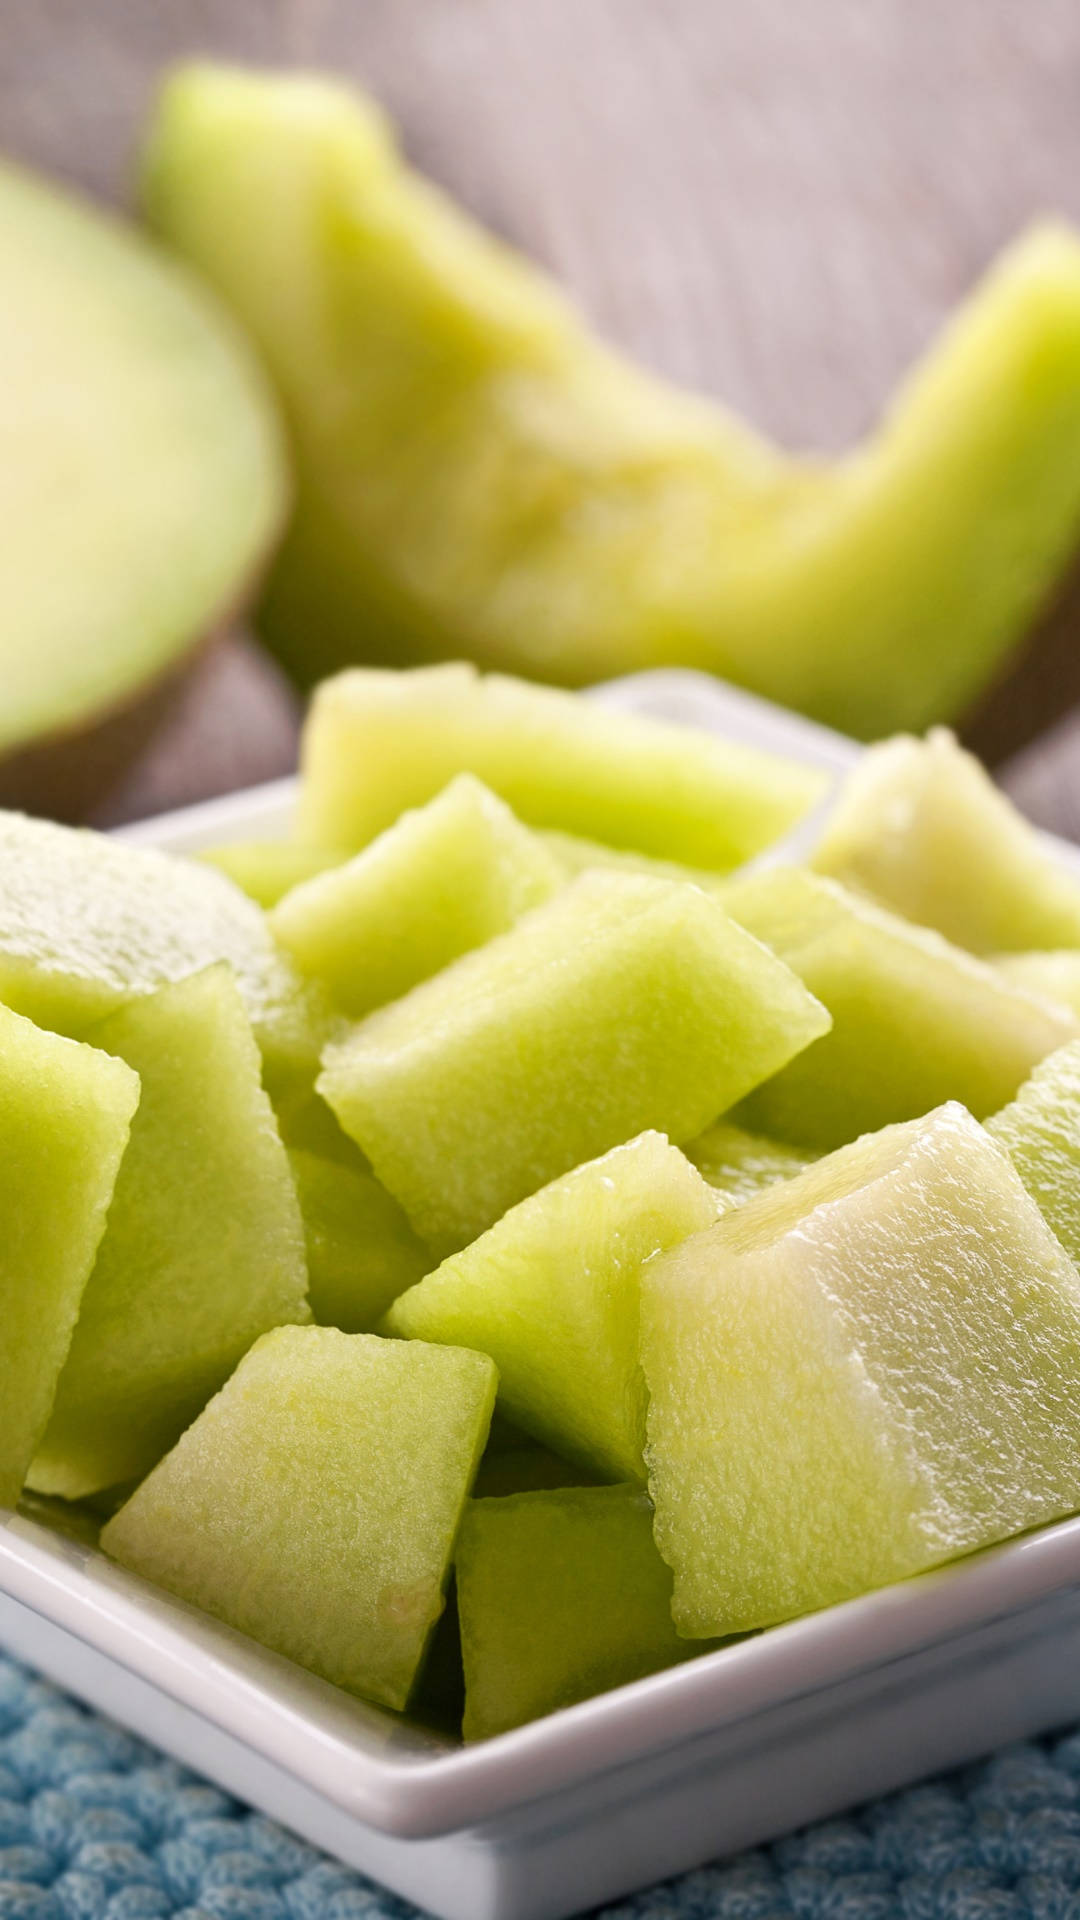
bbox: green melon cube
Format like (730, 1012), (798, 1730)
(295, 663), (826, 870)
(320, 870), (829, 1251)
(641, 1103), (1080, 1638)
(383, 1132), (721, 1479)
(0, 1006), (139, 1507)
(684, 1120), (816, 1202)
(199, 841), (348, 908)
(272, 774), (561, 1017)
(101, 1326), (496, 1710)
(724, 867), (1075, 1148)
(994, 951), (1080, 1019)
(813, 728), (1080, 953)
(987, 1039), (1080, 1267)
(289, 1146), (427, 1332)
(540, 829), (730, 894)
(457, 1486), (715, 1741)
(30, 965), (309, 1499)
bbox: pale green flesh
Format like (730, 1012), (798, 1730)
(273, 774), (562, 1017)
(30, 966), (309, 1499)
(319, 870), (829, 1252)
(384, 1133), (722, 1481)
(994, 951), (1080, 1019)
(0, 155), (285, 754)
(289, 1147), (427, 1332)
(199, 842), (348, 909)
(684, 1120), (817, 1201)
(988, 1040), (1080, 1269)
(725, 868), (1076, 1149)
(457, 1486), (716, 1741)
(642, 1104), (1080, 1638)
(101, 1327), (496, 1711)
(145, 65), (1080, 739)
(0, 1006), (138, 1507)
(540, 829), (730, 894)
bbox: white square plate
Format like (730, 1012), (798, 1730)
(5, 668), (1080, 1920)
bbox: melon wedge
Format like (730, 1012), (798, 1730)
(0, 1007), (138, 1506)
(319, 870), (829, 1251)
(289, 1147), (427, 1332)
(684, 1120), (816, 1202)
(724, 867), (1075, 1148)
(30, 965), (309, 1499)
(641, 1104), (1080, 1638)
(101, 1327), (496, 1710)
(987, 1040), (1080, 1268)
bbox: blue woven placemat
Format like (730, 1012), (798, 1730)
(1, 1652), (1079, 1920)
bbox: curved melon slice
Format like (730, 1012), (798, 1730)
(0, 154), (286, 809)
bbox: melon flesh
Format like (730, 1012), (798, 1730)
(724, 867), (1075, 1149)
(200, 842), (347, 908)
(384, 1133), (722, 1480)
(273, 774), (561, 1017)
(457, 1486), (715, 1741)
(995, 952), (1080, 1019)
(0, 1006), (138, 1506)
(293, 664), (825, 869)
(987, 1040), (1080, 1268)
(641, 1103), (1080, 1638)
(30, 965), (309, 1499)
(101, 1326), (496, 1710)
(685, 1121), (816, 1202)
(813, 728), (1080, 954)
(289, 1146), (427, 1332)
(539, 831), (731, 894)
(319, 869), (829, 1251)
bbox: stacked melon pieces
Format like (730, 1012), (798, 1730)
(9, 664), (1080, 1742)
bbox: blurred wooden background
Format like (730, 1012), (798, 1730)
(6, 0), (1080, 832)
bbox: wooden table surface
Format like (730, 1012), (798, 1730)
(6, 0), (1080, 836)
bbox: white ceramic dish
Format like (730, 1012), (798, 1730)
(4, 668), (1080, 1920)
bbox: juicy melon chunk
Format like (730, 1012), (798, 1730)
(813, 728), (1080, 953)
(294, 663), (826, 869)
(987, 1039), (1080, 1267)
(0, 1007), (138, 1506)
(456, 1486), (715, 1741)
(994, 951), (1080, 1019)
(724, 867), (1075, 1148)
(199, 842), (348, 908)
(30, 965), (309, 1498)
(319, 870), (830, 1251)
(272, 774), (561, 1017)
(101, 1326), (496, 1710)
(289, 1146), (427, 1332)
(641, 1103), (1080, 1638)
(383, 1133), (722, 1480)
(684, 1120), (816, 1202)
(539, 829), (730, 894)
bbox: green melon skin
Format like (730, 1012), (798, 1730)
(684, 1120), (817, 1202)
(641, 1103), (1080, 1640)
(29, 965), (309, 1499)
(0, 810), (336, 1100)
(101, 1326), (496, 1711)
(143, 65), (1080, 740)
(987, 1039), (1080, 1268)
(457, 1486), (716, 1741)
(319, 870), (829, 1252)
(724, 867), (1076, 1150)
(289, 1147), (427, 1333)
(813, 728), (1080, 954)
(0, 1006), (138, 1507)
(273, 774), (562, 1018)
(199, 842), (348, 909)
(994, 952), (1080, 1019)
(293, 664), (825, 871)
(383, 1133), (722, 1481)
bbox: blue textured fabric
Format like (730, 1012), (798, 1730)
(2, 1656), (1080, 1920)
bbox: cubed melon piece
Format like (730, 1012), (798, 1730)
(641, 1103), (1080, 1638)
(457, 1486), (715, 1740)
(724, 867), (1075, 1148)
(30, 965), (309, 1499)
(995, 951), (1080, 1019)
(684, 1120), (816, 1202)
(101, 1326), (496, 1710)
(272, 774), (561, 1017)
(987, 1039), (1080, 1267)
(384, 1133), (721, 1479)
(813, 728), (1080, 953)
(540, 829), (729, 894)
(0, 1005), (138, 1506)
(199, 841), (347, 908)
(320, 870), (829, 1250)
(295, 664), (826, 870)
(289, 1146), (427, 1332)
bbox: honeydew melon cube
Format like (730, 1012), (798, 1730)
(685, 1121), (816, 1202)
(457, 1486), (715, 1741)
(289, 1146), (427, 1332)
(272, 774), (561, 1017)
(295, 664), (826, 870)
(101, 1326), (496, 1710)
(724, 868), (1075, 1149)
(994, 951), (1080, 1019)
(199, 841), (348, 908)
(30, 965), (309, 1499)
(383, 1132), (722, 1479)
(540, 829), (730, 894)
(642, 1103), (1080, 1638)
(320, 870), (829, 1250)
(987, 1039), (1080, 1268)
(0, 1006), (138, 1506)
(813, 728), (1080, 953)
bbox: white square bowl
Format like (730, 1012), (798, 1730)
(5, 668), (1080, 1920)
